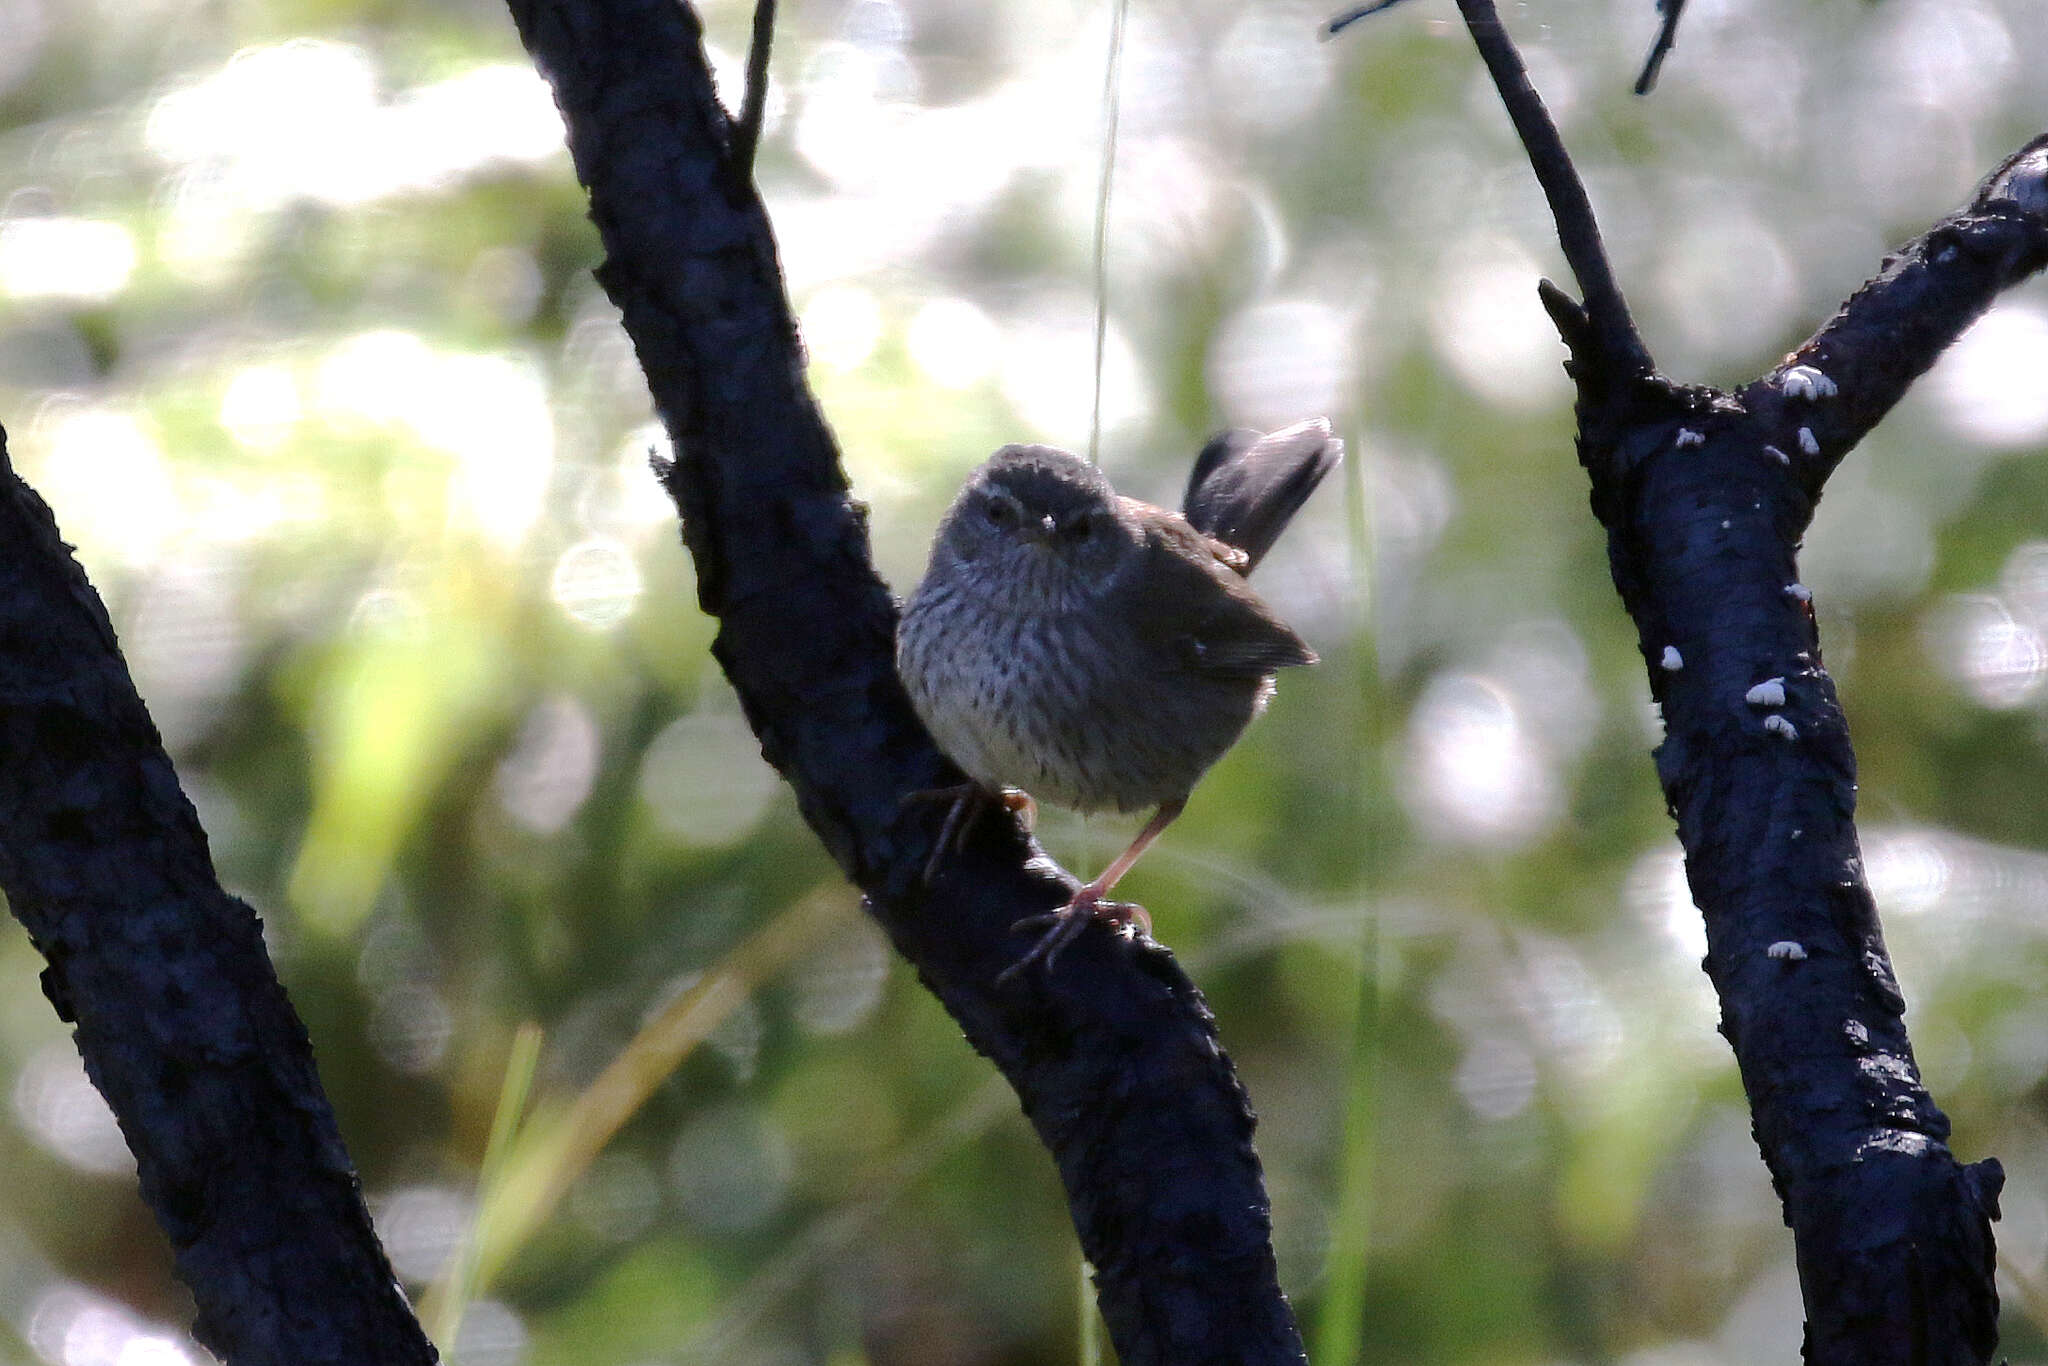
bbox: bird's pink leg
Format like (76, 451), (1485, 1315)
(1000, 798), (1185, 980)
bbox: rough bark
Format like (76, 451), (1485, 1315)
(0, 432), (435, 1365)
(1446, 1), (2045, 1356)
(501, 1), (1306, 1362)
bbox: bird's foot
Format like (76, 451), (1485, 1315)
(997, 787), (1038, 831)
(998, 883), (1150, 984)
(900, 784), (1037, 885)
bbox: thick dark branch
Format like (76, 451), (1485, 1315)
(1455, 26), (2040, 1358)
(1742, 135), (2048, 495)
(1450, 0), (1654, 378)
(1606, 415), (2005, 1364)
(0, 431), (435, 1366)
(1437, 4), (2040, 1361)
(502, 1), (1305, 1361)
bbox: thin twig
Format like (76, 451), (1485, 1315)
(1322, 0), (1415, 38)
(1634, 0), (1687, 94)
(731, 0), (777, 181)
(1450, 0), (1654, 377)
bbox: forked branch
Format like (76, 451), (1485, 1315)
(1399, 0), (2045, 1359)
(502, 1), (1306, 1361)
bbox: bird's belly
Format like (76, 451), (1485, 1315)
(900, 592), (1267, 813)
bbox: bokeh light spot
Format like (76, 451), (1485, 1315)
(1865, 829), (1954, 918)
(1210, 5), (1334, 132)
(219, 364), (302, 452)
(668, 1102), (793, 1232)
(795, 41), (918, 190)
(33, 408), (177, 570)
(27, 1285), (199, 1366)
(448, 1299), (526, 1366)
(12, 1043), (132, 1176)
(1403, 673), (1558, 849)
(906, 296), (999, 390)
(375, 1185), (470, 1283)
(1431, 239), (1562, 411)
(1207, 297), (1353, 429)
(1626, 844), (1706, 962)
(550, 538), (643, 629)
(0, 217), (136, 300)
(1930, 303), (2048, 446)
(570, 1150), (665, 1245)
(494, 694), (600, 833)
(576, 424), (678, 535)
(1923, 593), (2046, 708)
(637, 712), (781, 847)
(125, 556), (246, 752)
(800, 282), (883, 372)
(1002, 303), (1147, 440)
(1653, 206), (1794, 368)
(367, 982), (453, 1074)
(1455, 1037), (1537, 1121)
(418, 353), (555, 549)
(792, 918), (889, 1036)
(316, 330), (436, 427)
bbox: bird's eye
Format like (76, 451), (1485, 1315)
(1062, 515), (1093, 542)
(984, 498), (1015, 526)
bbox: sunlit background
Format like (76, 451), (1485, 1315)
(0, 0), (2046, 1362)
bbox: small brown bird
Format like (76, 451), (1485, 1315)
(897, 419), (1340, 974)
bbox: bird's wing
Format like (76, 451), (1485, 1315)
(1130, 512), (1319, 679)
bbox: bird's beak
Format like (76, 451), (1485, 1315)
(1024, 514), (1057, 544)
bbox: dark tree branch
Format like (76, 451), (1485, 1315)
(0, 431), (435, 1366)
(1444, 4), (2043, 1360)
(502, 1), (1305, 1362)
(1449, 0), (1652, 379)
(1634, 0), (1687, 95)
(1744, 137), (2048, 494)
(730, 0), (776, 182)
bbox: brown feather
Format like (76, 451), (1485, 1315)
(1127, 506), (1318, 680)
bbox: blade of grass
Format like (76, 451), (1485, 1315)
(422, 1021), (544, 1346)
(1078, 1254), (1102, 1366)
(465, 887), (853, 1293)
(1314, 423), (1382, 1366)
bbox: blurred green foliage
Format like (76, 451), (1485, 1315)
(0, 0), (2046, 1363)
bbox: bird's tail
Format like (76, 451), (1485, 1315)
(1181, 418), (1342, 574)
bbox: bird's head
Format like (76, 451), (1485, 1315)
(934, 444), (1135, 611)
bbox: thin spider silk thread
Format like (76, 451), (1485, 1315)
(1087, 0), (1130, 465)
(1080, 11), (1127, 1353)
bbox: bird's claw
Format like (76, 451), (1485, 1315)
(901, 784), (1036, 886)
(996, 892), (1150, 983)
